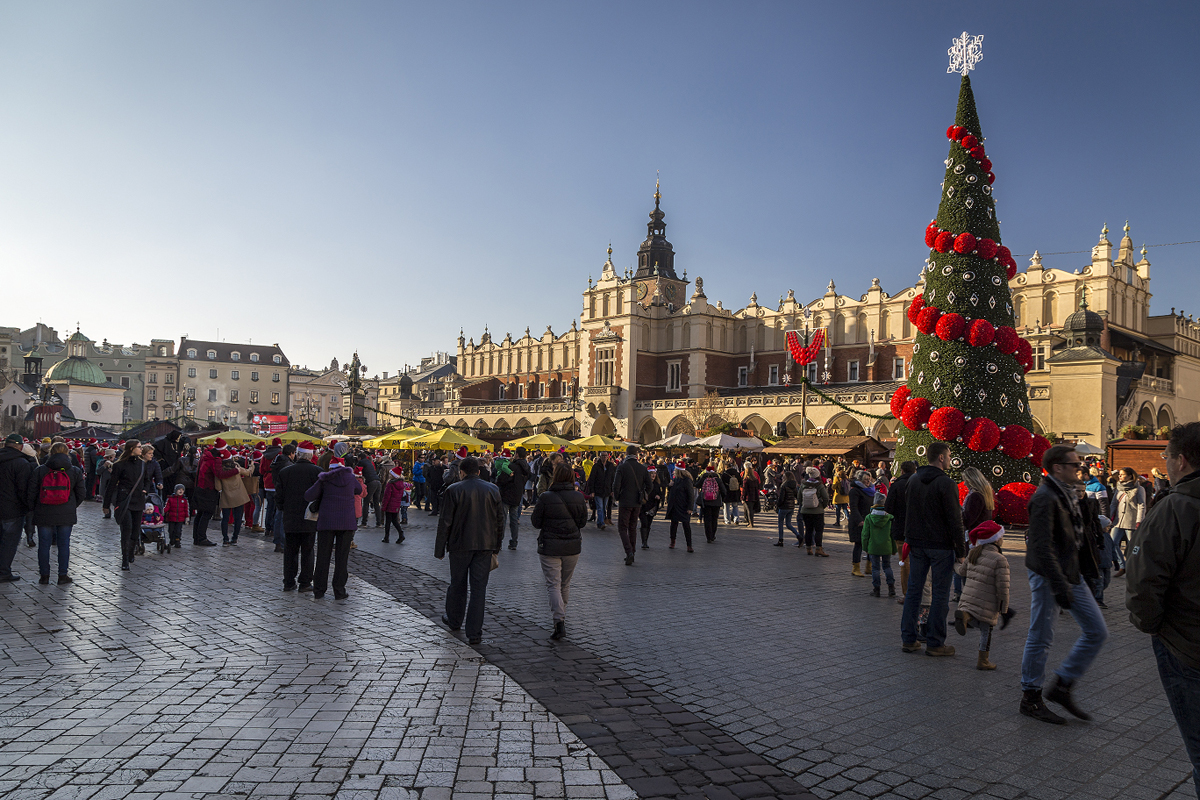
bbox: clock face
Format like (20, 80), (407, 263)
(665, 284), (677, 300)
(636, 282), (649, 301)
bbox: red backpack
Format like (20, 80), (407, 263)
(702, 474), (721, 502)
(39, 470), (72, 505)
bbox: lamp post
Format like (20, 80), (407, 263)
(800, 307), (811, 436)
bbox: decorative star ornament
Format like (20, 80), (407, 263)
(948, 31), (984, 76)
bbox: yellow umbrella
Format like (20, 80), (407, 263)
(362, 426), (430, 449)
(400, 428), (492, 452)
(572, 434), (628, 452)
(198, 430), (267, 445)
(270, 430), (325, 445)
(504, 433), (581, 452)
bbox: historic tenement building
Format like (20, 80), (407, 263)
(398, 188), (1199, 450)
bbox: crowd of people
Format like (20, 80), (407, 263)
(0, 424), (1196, 793)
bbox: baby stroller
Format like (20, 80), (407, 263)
(760, 485), (779, 513)
(140, 494), (171, 555)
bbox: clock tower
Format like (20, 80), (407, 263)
(632, 180), (686, 307)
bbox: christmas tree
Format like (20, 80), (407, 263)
(892, 52), (1049, 499)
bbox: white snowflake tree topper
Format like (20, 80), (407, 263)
(947, 31), (984, 76)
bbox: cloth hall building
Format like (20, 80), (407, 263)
(401, 191), (1200, 451)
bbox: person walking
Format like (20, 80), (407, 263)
(215, 451), (252, 546)
(164, 484), (189, 548)
(860, 491), (896, 597)
(103, 439), (152, 571)
(192, 440), (236, 546)
(1108, 467), (1145, 578)
(774, 469), (801, 547)
(740, 462), (761, 529)
(848, 470), (876, 577)
(1019, 444), (1108, 724)
(665, 462), (696, 552)
(638, 463), (666, 548)
(26, 441), (85, 585)
(1126, 422), (1200, 796)
(496, 446), (532, 550)
(381, 466), (408, 543)
(303, 452), (362, 600)
(585, 453), (615, 530)
(696, 464), (725, 543)
(955, 467), (996, 600)
(357, 450), (382, 528)
(276, 441), (321, 591)
(530, 462), (587, 640)
(426, 455), (445, 516)
(435, 457), (505, 645)
(798, 466), (830, 556)
(886, 461), (917, 600)
(899, 442), (965, 657)
(0, 434), (36, 582)
(831, 467), (850, 527)
(953, 520), (1013, 671)
(612, 445), (651, 565)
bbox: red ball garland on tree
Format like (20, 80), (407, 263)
(935, 312), (966, 341)
(961, 417), (1001, 452)
(967, 318), (995, 347)
(1029, 434), (1052, 468)
(953, 232), (977, 254)
(925, 222), (940, 247)
(934, 231), (954, 253)
(907, 293), (925, 324)
(993, 326), (1020, 355)
(890, 386), (912, 419)
(916, 306), (942, 335)
(928, 407), (966, 441)
(976, 238), (997, 260)
(996, 482), (1036, 525)
(900, 397), (934, 431)
(998, 424), (1033, 460)
(961, 134), (978, 149)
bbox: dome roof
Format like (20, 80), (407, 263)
(44, 356), (108, 386)
(1064, 307), (1104, 333)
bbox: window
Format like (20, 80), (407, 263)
(207, 389), (217, 401)
(229, 411), (238, 423)
(90, 401), (102, 413)
(272, 373), (280, 382)
(737, 366), (749, 387)
(148, 388), (157, 401)
(667, 361), (682, 392)
(209, 369), (218, 379)
(273, 355), (281, 364)
(207, 409), (216, 421)
(186, 387), (195, 400)
(149, 373), (158, 384)
(848, 361), (860, 382)
(120, 377), (130, 388)
(230, 370), (239, 380)
(595, 347), (616, 386)
(231, 352), (240, 361)
(498, 385), (506, 400)
(207, 350), (216, 359)
(768, 365), (780, 386)
(1034, 345), (1047, 371)
(158, 347), (167, 357)
(250, 391), (259, 404)
(165, 389), (173, 402)
(271, 392), (279, 404)
(806, 362), (818, 383)
(187, 348), (197, 358)
(251, 371), (259, 381)
(165, 373), (173, 384)
(188, 367), (197, 378)
(517, 383), (525, 399)
(186, 408), (195, 418)
(147, 406), (157, 419)
(893, 358), (905, 380)
(250, 353), (259, 363)
(230, 390), (239, 403)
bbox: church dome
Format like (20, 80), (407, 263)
(1063, 306), (1104, 333)
(399, 373), (414, 397)
(44, 356), (108, 386)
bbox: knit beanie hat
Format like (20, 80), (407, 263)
(174, 484), (185, 493)
(806, 466), (820, 480)
(872, 491), (887, 508)
(968, 520), (1004, 547)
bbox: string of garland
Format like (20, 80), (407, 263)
(798, 378), (897, 421)
(350, 399), (582, 435)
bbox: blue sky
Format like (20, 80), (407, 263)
(2, 1), (1197, 376)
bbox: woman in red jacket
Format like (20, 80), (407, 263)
(381, 467), (410, 543)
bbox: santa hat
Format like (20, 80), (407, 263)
(297, 442), (315, 458)
(255, 442), (266, 450)
(455, 445), (468, 460)
(329, 456), (344, 466)
(271, 438), (283, 446)
(213, 437), (227, 449)
(87, 438), (97, 445)
(676, 460), (687, 469)
(216, 449), (231, 460)
(390, 467), (403, 480)
(501, 449), (511, 458)
(968, 520), (1005, 548)
(353, 466), (363, 475)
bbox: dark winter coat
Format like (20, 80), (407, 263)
(104, 457), (152, 520)
(530, 481), (587, 556)
(903, 465), (965, 556)
(585, 459), (616, 497)
(1026, 477), (1099, 596)
(0, 445), (36, 520)
(694, 470), (726, 507)
(612, 456), (651, 508)
(275, 460), (322, 534)
(304, 464), (363, 531)
(26, 453), (86, 527)
(154, 432), (188, 488)
(962, 490), (994, 533)
(356, 454), (379, 484)
(777, 479), (799, 512)
(497, 457), (532, 506)
(435, 475), (505, 557)
(665, 472), (696, 522)
(884, 472), (913, 541)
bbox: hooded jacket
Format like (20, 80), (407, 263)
(884, 472), (912, 541)
(26, 452), (86, 527)
(304, 464), (363, 531)
(1126, 472), (1200, 669)
(953, 542), (1010, 626)
(497, 457), (532, 506)
(0, 445), (36, 520)
(612, 456), (652, 508)
(902, 465), (965, 555)
(860, 509), (896, 556)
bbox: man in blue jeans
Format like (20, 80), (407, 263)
(1019, 444), (1108, 724)
(900, 442), (965, 656)
(1127, 422), (1200, 797)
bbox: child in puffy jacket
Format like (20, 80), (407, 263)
(953, 520), (1015, 671)
(381, 467), (411, 543)
(860, 492), (896, 597)
(164, 484), (190, 547)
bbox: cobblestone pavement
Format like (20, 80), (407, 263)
(353, 504), (1196, 800)
(0, 504), (635, 800)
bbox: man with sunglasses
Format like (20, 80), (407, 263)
(1020, 444), (1108, 724)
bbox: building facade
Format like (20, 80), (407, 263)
(178, 338), (290, 429)
(142, 339), (181, 422)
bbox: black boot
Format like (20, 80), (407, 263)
(871, 586), (881, 597)
(1044, 675), (1092, 720)
(1020, 689), (1066, 725)
(550, 620), (565, 640)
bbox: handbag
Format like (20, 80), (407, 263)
(490, 552), (500, 571)
(304, 499), (321, 521)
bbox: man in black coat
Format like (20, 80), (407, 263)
(435, 457), (505, 644)
(497, 446), (532, 551)
(356, 450), (382, 528)
(0, 434), (35, 582)
(612, 446), (652, 565)
(84, 439), (99, 499)
(426, 456), (446, 516)
(884, 460), (918, 543)
(899, 443), (964, 658)
(585, 454), (616, 530)
(275, 444), (321, 591)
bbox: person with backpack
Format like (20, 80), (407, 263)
(26, 441), (85, 585)
(721, 462), (741, 526)
(831, 466), (850, 527)
(773, 469), (801, 547)
(496, 447), (532, 550)
(799, 466), (830, 556)
(695, 464), (725, 543)
(612, 445), (652, 564)
(740, 462), (761, 528)
(530, 463), (588, 640)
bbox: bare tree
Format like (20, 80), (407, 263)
(682, 390), (727, 435)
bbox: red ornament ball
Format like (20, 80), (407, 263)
(962, 417), (1001, 452)
(1006, 262), (1018, 280)
(946, 125), (957, 140)
(1016, 338), (1033, 365)
(996, 482), (1037, 526)
(925, 222), (940, 247)
(952, 125), (967, 140)
(969, 147), (986, 161)
(953, 232), (977, 254)
(900, 397), (934, 432)
(935, 312), (966, 341)
(980, 157), (992, 172)
(967, 318), (995, 347)
(916, 306), (943, 335)
(890, 386), (912, 419)
(987, 171), (996, 185)
(1029, 434), (1052, 468)
(907, 293), (925, 324)
(934, 231), (954, 253)
(928, 406), (966, 441)
(977, 238), (998, 260)
(961, 134), (978, 149)
(998, 424), (1034, 460)
(994, 326), (1020, 355)
(957, 481), (969, 505)
(996, 244), (1013, 265)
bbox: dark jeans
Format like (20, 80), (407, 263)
(0, 517), (22, 578)
(37, 525), (71, 577)
(1153, 637), (1200, 799)
(702, 506), (720, 541)
(777, 508), (799, 543)
(446, 550), (492, 640)
(221, 508), (242, 542)
(669, 518), (693, 547)
(429, 489), (442, 515)
(119, 510), (143, 562)
(801, 512), (824, 546)
(617, 505), (641, 554)
(284, 529), (315, 589)
(384, 512), (404, 537)
(274, 508), (285, 546)
(363, 480), (382, 525)
(264, 491), (276, 533)
(411, 481), (425, 509)
(505, 503), (521, 546)
(870, 554), (895, 589)
(167, 521), (184, 543)
(192, 488), (218, 543)
(901, 546), (955, 648)
(314, 530), (353, 596)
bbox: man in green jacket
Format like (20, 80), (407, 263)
(1127, 422), (1200, 798)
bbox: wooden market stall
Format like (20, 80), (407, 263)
(763, 435), (891, 467)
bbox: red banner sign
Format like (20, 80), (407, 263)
(252, 414), (289, 437)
